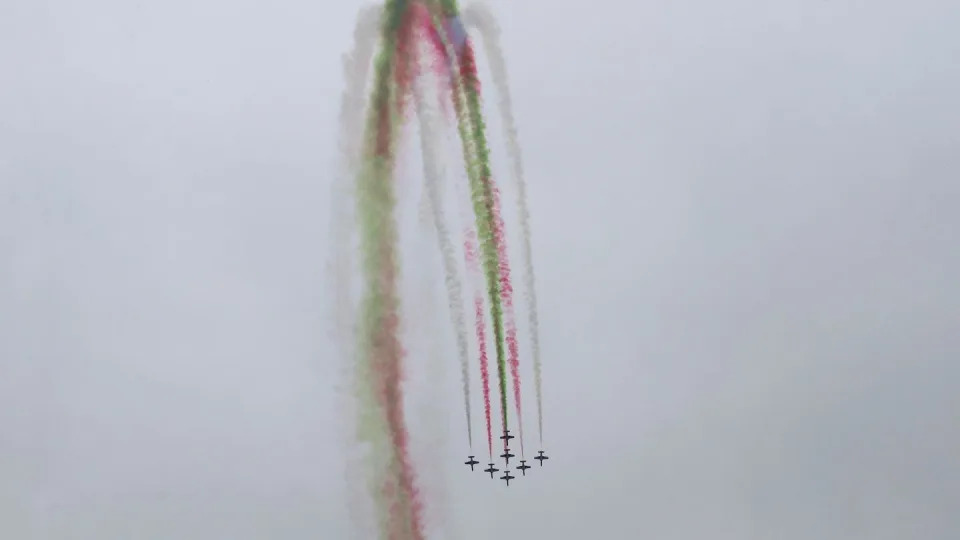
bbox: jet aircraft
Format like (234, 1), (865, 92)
(484, 463), (499, 478)
(500, 470), (515, 486)
(464, 456), (479, 471)
(534, 450), (549, 465)
(500, 430), (515, 442)
(516, 460), (531, 475)
(500, 448), (515, 465)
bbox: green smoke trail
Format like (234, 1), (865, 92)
(412, 60), (474, 451)
(424, 0), (511, 438)
(337, 2), (543, 537)
(354, 1), (424, 537)
(459, 55), (511, 440)
(333, 6), (381, 535)
(462, 3), (545, 446)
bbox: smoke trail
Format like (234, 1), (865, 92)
(411, 271), (461, 540)
(405, 32), (465, 540)
(421, 5), (511, 453)
(425, 7), (511, 439)
(435, 34), (496, 461)
(331, 4), (381, 362)
(406, 238), (454, 539)
(331, 6), (381, 536)
(457, 40), (511, 445)
(463, 227), (494, 459)
(354, 3), (424, 537)
(337, 2), (540, 537)
(410, 9), (474, 452)
(463, 2), (544, 446)
(489, 183), (525, 457)
(430, 6), (516, 444)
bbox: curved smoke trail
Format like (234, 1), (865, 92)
(331, 6), (380, 536)
(331, 4), (381, 361)
(463, 226), (494, 459)
(456, 39), (511, 445)
(489, 183), (524, 456)
(354, 5), (425, 537)
(407, 34), (463, 540)
(442, 68), (496, 460)
(337, 2), (540, 536)
(463, 2), (544, 446)
(409, 212), (454, 540)
(425, 5), (511, 440)
(411, 22), (474, 452)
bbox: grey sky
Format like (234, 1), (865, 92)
(2, 0), (958, 538)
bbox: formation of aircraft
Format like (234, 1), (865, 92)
(464, 429), (548, 486)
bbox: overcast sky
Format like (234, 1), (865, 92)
(2, 0), (958, 538)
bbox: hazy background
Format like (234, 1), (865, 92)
(2, 0), (958, 538)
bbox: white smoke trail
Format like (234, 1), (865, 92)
(400, 38), (463, 540)
(463, 3), (545, 445)
(412, 26), (475, 453)
(329, 6), (380, 538)
(443, 63), (496, 461)
(330, 4), (381, 360)
(407, 227), (457, 540)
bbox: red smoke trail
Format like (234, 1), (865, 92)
(473, 297), (493, 460)
(370, 9), (425, 539)
(373, 299), (424, 539)
(465, 229), (494, 459)
(417, 14), (450, 104)
(425, 7), (497, 458)
(454, 35), (523, 452)
(371, 209), (424, 540)
(376, 240), (421, 540)
(429, 16), (525, 454)
(453, 29), (527, 452)
(490, 184), (524, 456)
(421, 7), (503, 457)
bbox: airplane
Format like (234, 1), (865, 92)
(516, 460), (531, 475)
(499, 430), (515, 442)
(464, 456), (479, 471)
(500, 448), (515, 465)
(534, 450), (549, 466)
(484, 463), (499, 479)
(500, 470), (515, 486)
